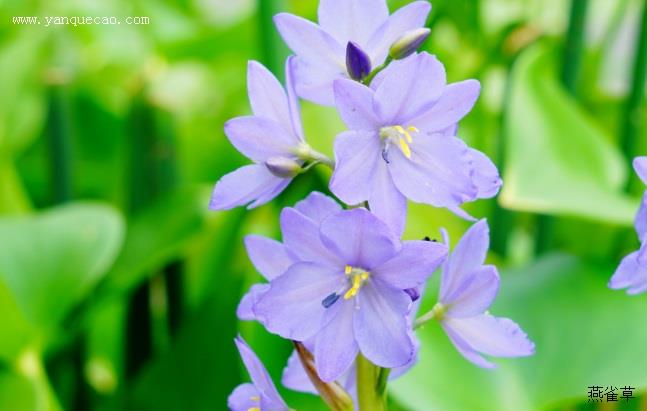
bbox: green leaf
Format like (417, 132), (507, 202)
(0, 157), (32, 215)
(499, 43), (637, 225)
(0, 371), (38, 411)
(0, 279), (35, 361)
(0, 203), (125, 333)
(391, 254), (647, 411)
(97, 186), (207, 300)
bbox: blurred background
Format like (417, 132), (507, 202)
(0, 0), (646, 410)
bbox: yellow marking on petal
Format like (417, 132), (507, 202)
(407, 126), (419, 133)
(248, 408), (261, 411)
(398, 138), (412, 158)
(344, 265), (353, 275)
(250, 396), (260, 401)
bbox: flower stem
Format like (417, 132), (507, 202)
(620, 0), (647, 172)
(356, 354), (388, 411)
(413, 303), (444, 329)
(293, 342), (354, 411)
(363, 57), (393, 85)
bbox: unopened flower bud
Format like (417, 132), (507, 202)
(265, 156), (302, 178)
(346, 41), (372, 81)
(389, 28), (431, 60)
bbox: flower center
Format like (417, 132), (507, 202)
(379, 125), (419, 162)
(343, 265), (370, 300)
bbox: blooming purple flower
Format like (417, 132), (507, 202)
(228, 336), (289, 411)
(432, 220), (534, 368)
(609, 157), (647, 294)
(329, 52), (501, 235)
(237, 192), (341, 320)
(210, 57), (307, 211)
(253, 204), (447, 382)
(274, 0), (431, 105)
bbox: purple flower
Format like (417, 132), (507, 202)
(274, 0), (431, 105)
(330, 52), (501, 235)
(433, 220), (534, 368)
(210, 57), (307, 211)
(253, 204), (447, 382)
(609, 157), (647, 294)
(228, 336), (289, 411)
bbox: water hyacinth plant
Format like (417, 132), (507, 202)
(211, 0), (535, 409)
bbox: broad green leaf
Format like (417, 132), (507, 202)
(0, 371), (37, 411)
(0, 203), (124, 333)
(499, 43), (637, 224)
(0, 30), (46, 154)
(0, 279), (35, 361)
(391, 254), (647, 411)
(97, 186), (207, 300)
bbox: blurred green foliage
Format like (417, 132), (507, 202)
(0, 0), (646, 410)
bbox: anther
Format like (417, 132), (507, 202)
(322, 292), (341, 308)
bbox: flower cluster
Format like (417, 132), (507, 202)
(212, 1), (534, 409)
(609, 157), (647, 294)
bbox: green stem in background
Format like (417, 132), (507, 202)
(356, 354), (387, 411)
(257, 0), (289, 76)
(293, 342), (354, 411)
(620, 0), (647, 175)
(536, 0), (589, 255)
(47, 85), (72, 204)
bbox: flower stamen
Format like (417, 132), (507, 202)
(343, 265), (370, 300)
(379, 125), (419, 160)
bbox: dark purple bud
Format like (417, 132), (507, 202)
(389, 28), (431, 60)
(346, 42), (372, 81)
(322, 292), (340, 308)
(404, 288), (420, 302)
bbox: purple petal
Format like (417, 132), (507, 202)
(285, 56), (305, 140)
(346, 42), (372, 81)
(440, 219), (490, 302)
(635, 191), (647, 242)
(373, 52), (445, 124)
(234, 336), (288, 409)
(224, 116), (296, 162)
(318, 0), (389, 46)
(373, 240), (447, 289)
(315, 301), (359, 382)
(354, 282), (414, 368)
(247, 61), (292, 133)
(444, 265), (499, 318)
(244, 235), (294, 280)
(368, 161), (408, 237)
(442, 314), (535, 360)
(388, 136), (477, 211)
(333, 79), (380, 131)
(319, 208), (401, 269)
(366, 1), (432, 65)
(254, 262), (340, 340)
(330, 131), (381, 206)
(441, 322), (495, 368)
(291, 57), (341, 106)
(410, 79), (480, 133)
(237, 283), (270, 321)
(274, 13), (344, 71)
(280, 207), (340, 266)
(468, 148), (502, 199)
(634, 157), (647, 184)
(609, 246), (647, 295)
(228, 383), (261, 411)
(282, 350), (317, 394)
(210, 165), (289, 211)
(294, 192), (342, 224)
